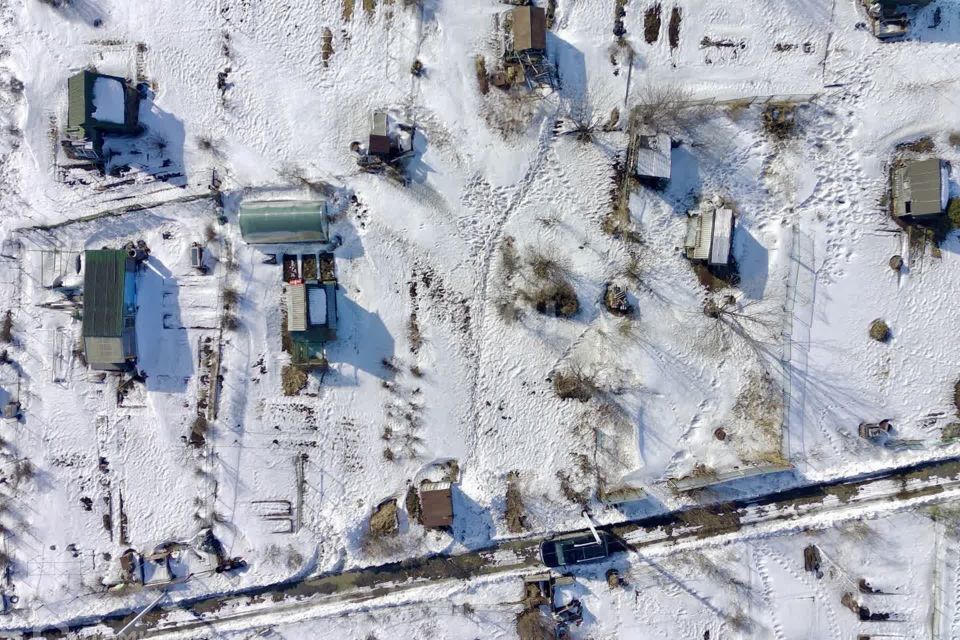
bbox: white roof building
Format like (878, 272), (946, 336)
(634, 132), (672, 180)
(684, 204), (734, 267)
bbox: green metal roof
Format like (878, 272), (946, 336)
(82, 250), (126, 338)
(66, 70), (139, 140)
(239, 200), (330, 244)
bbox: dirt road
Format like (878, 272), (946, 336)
(14, 456), (960, 639)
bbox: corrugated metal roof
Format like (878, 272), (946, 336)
(688, 209), (714, 261)
(67, 72), (90, 135)
(635, 133), (672, 179)
(239, 200), (330, 244)
(286, 284), (308, 332)
(511, 6), (547, 52)
(894, 159), (946, 217)
(710, 208), (734, 266)
(371, 111), (388, 137)
(82, 250), (126, 338)
(420, 482), (454, 528)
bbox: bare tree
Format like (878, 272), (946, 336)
(631, 83), (692, 132)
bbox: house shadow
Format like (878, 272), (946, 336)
(549, 34), (587, 100)
(136, 256), (193, 393)
(39, 0), (104, 26)
(906, 2), (960, 43)
(322, 294), (394, 385)
(403, 129), (434, 185)
(102, 88), (187, 187)
(734, 225), (769, 300)
(451, 486), (495, 549)
(661, 146), (702, 215)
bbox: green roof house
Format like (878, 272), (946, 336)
(239, 200), (330, 245)
(82, 250), (138, 370)
(64, 70), (141, 162)
(284, 252), (338, 367)
(892, 159), (948, 218)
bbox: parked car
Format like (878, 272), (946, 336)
(540, 531), (611, 568)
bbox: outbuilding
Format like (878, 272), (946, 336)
(634, 132), (672, 182)
(82, 249), (139, 370)
(510, 6), (547, 54)
(684, 205), (734, 267)
(891, 158), (948, 218)
(63, 70), (141, 162)
(419, 481), (454, 528)
(239, 200), (330, 245)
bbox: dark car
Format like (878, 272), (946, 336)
(540, 531), (611, 568)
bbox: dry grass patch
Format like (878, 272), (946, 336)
(505, 471), (527, 533)
(869, 319), (890, 343)
(552, 366), (597, 402)
(281, 365), (308, 396)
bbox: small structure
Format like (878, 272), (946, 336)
(82, 249), (139, 371)
(368, 111), (392, 160)
(634, 132), (672, 183)
(510, 6), (547, 54)
(891, 158), (948, 219)
(419, 481), (454, 528)
(859, 419), (892, 442)
(284, 252), (338, 366)
(504, 6), (554, 90)
(356, 111), (415, 175)
(684, 201), (735, 267)
(239, 200), (330, 245)
(866, 0), (933, 40)
(190, 243), (206, 273)
(62, 70), (141, 163)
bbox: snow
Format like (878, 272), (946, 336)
(91, 76), (126, 124)
(0, 0), (959, 636)
(307, 285), (327, 326)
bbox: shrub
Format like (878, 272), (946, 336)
(869, 319), (890, 343)
(950, 132), (960, 148)
(521, 280), (578, 317)
(552, 367), (596, 402)
(505, 471), (527, 533)
(947, 198), (960, 229)
(281, 365), (307, 396)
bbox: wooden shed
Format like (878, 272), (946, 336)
(420, 481), (454, 528)
(892, 158), (948, 218)
(510, 6), (547, 53)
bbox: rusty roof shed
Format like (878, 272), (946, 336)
(420, 481), (454, 528)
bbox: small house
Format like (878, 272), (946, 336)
(239, 200), (330, 245)
(891, 158), (948, 218)
(419, 481), (454, 528)
(510, 6), (547, 54)
(82, 249), (138, 370)
(368, 111), (392, 160)
(684, 204), (734, 267)
(63, 70), (141, 162)
(634, 132), (672, 182)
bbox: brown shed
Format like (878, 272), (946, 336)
(420, 481), (454, 528)
(511, 6), (547, 53)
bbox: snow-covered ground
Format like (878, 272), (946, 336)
(0, 0), (959, 637)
